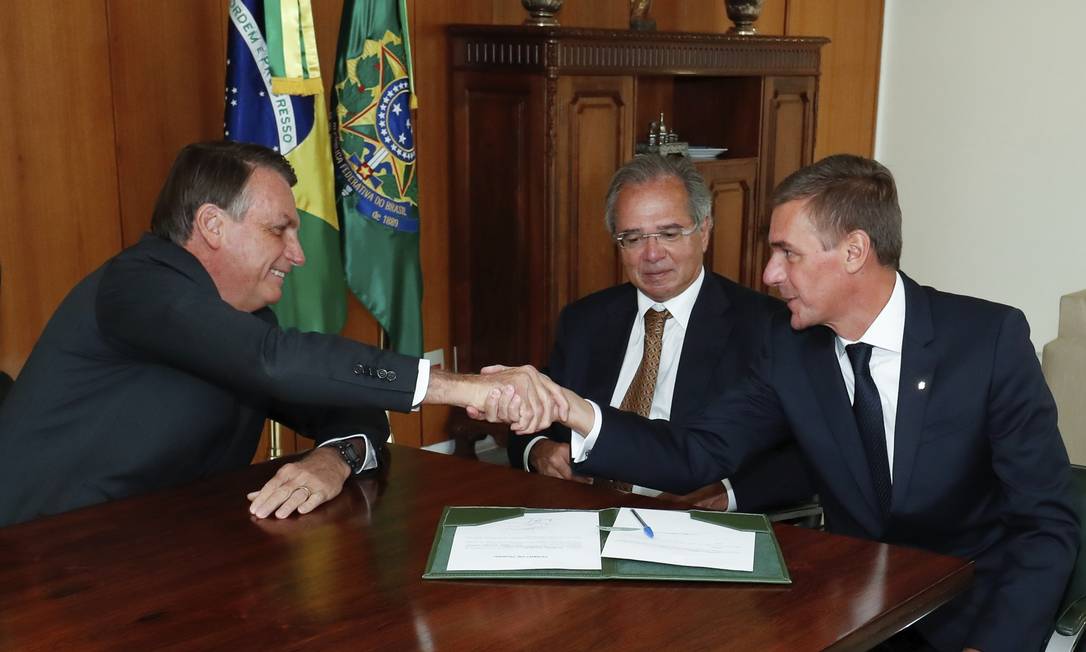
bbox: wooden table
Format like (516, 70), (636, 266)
(0, 445), (972, 651)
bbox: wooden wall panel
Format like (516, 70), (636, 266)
(107, 0), (229, 248)
(656, 0), (731, 33)
(786, 0), (884, 158)
(412, 0), (494, 445)
(757, 0), (788, 35)
(0, 2), (123, 377)
(608, 0), (787, 34)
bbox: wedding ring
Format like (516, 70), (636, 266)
(294, 486), (313, 500)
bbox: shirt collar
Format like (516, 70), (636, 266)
(635, 266), (705, 331)
(835, 271), (905, 355)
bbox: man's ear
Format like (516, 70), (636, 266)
(193, 203), (226, 250)
(843, 229), (872, 273)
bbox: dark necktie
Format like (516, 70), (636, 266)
(597, 308), (671, 493)
(845, 342), (892, 518)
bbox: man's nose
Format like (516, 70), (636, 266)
(642, 237), (666, 261)
(286, 233), (306, 267)
(763, 253), (783, 287)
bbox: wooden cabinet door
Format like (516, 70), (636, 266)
(698, 158), (759, 287)
(757, 75), (817, 290)
(449, 71), (547, 372)
(554, 75), (635, 315)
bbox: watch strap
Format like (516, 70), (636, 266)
(332, 439), (366, 475)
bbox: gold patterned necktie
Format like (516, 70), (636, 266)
(595, 308), (672, 493)
(620, 308), (672, 417)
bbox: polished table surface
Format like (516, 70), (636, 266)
(0, 445), (972, 651)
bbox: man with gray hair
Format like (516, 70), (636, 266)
(507, 154), (812, 513)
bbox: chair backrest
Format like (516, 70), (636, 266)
(1061, 466), (1086, 609)
(1043, 290), (1086, 464)
(1047, 466), (1086, 651)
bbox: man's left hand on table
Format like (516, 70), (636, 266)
(247, 446), (350, 519)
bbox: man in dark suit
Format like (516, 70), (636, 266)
(492, 155), (1077, 651)
(0, 141), (563, 528)
(507, 155), (812, 512)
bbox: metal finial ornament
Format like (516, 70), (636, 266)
(521, 0), (564, 27)
(724, 0), (765, 36)
(629, 0), (656, 31)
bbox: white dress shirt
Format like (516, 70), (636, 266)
(834, 272), (905, 479)
(533, 269), (739, 508)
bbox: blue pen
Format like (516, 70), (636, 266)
(630, 509), (654, 539)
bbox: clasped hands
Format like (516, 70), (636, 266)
(464, 364), (570, 434)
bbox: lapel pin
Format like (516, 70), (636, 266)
(917, 380), (927, 391)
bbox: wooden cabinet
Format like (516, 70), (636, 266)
(448, 25), (826, 379)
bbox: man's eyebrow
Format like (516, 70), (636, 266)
(617, 221), (687, 233)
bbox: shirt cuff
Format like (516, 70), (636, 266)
(411, 359), (431, 410)
(318, 434), (379, 473)
(570, 400), (602, 463)
(722, 478), (737, 512)
(522, 436), (547, 471)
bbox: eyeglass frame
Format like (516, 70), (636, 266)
(612, 223), (701, 250)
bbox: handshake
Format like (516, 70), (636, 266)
(427, 365), (586, 435)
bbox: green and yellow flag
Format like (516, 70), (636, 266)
(330, 0), (423, 356)
(225, 0), (347, 333)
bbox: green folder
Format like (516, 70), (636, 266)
(422, 506), (790, 584)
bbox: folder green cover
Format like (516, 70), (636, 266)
(422, 506), (791, 584)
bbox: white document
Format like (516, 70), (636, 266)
(601, 508), (756, 572)
(446, 511), (602, 571)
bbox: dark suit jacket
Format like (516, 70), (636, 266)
(0, 234), (419, 527)
(577, 272), (1078, 652)
(509, 271), (813, 512)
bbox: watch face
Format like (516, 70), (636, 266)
(336, 441), (364, 473)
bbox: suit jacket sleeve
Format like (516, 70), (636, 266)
(965, 309), (1078, 652)
(95, 247), (419, 413)
(271, 401), (390, 455)
(576, 340), (792, 495)
(727, 442), (813, 512)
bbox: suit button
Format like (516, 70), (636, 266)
(352, 363), (364, 375)
(377, 368), (388, 379)
(387, 371), (397, 382)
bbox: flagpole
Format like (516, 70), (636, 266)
(269, 420), (282, 459)
(380, 329), (395, 445)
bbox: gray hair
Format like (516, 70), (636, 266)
(604, 154), (712, 234)
(771, 154), (902, 268)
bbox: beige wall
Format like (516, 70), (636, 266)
(876, 0), (1086, 352)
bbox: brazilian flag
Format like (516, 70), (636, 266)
(224, 0), (347, 333)
(330, 0), (423, 357)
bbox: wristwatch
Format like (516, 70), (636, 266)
(331, 439), (366, 475)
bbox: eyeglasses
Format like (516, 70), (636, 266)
(613, 224), (699, 250)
